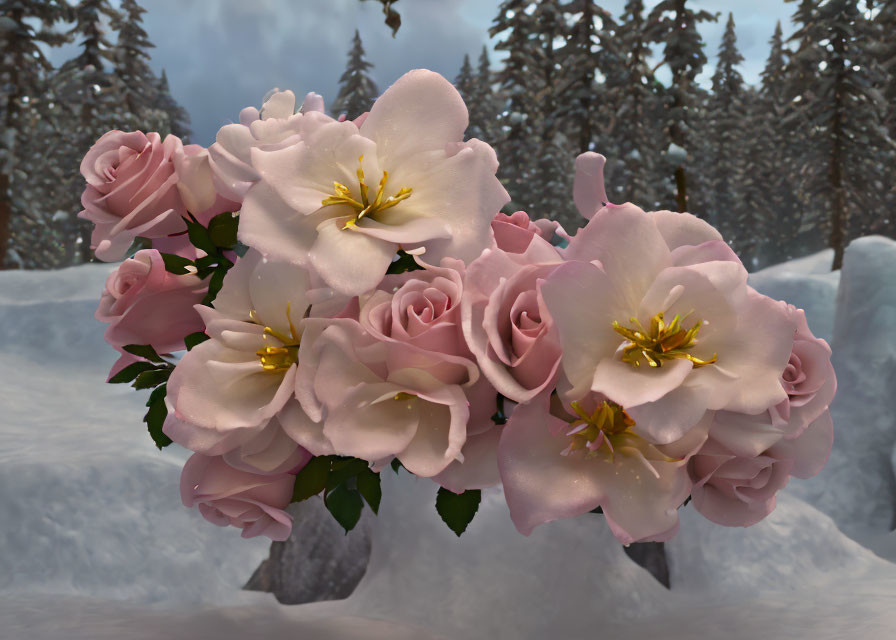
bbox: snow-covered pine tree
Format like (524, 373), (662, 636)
(0, 0), (70, 268)
(607, 0), (665, 209)
(454, 54), (476, 108)
(702, 13), (748, 248)
(785, 0), (892, 269)
(645, 0), (717, 213)
(529, 0), (576, 227)
(154, 69), (191, 140)
(874, 1), (896, 238)
(331, 30), (379, 120)
(467, 46), (499, 145)
(53, 0), (123, 264)
(744, 21), (798, 266)
(489, 0), (541, 213)
(111, 0), (157, 126)
(556, 1), (617, 156)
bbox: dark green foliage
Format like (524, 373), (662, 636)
(184, 332), (210, 351)
(325, 483), (365, 533)
(291, 456), (383, 533)
(144, 384), (171, 449)
(436, 487), (482, 537)
(385, 250), (423, 274)
(331, 30), (379, 120)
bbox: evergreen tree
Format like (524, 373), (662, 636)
(454, 54), (476, 107)
(331, 30), (379, 120)
(556, 1), (617, 155)
(703, 13), (747, 246)
(874, 1), (896, 237)
(529, 0), (575, 226)
(489, 0), (541, 213)
(607, 0), (665, 208)
(646, 0), (717, 213)
(785, 0), (892, 269)
(154, 69), (191, 140)
(467, 46), (499, 144)
(111, 0), (156, 121)
(744, 21), (797, 265)
(0, 0), (70, 268)
(53, 0), (122, 264)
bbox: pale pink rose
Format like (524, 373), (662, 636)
(359, 258), (470, 361)
(541, 204), (795, 446)
(208, 89), (332, 202)
(491, 211), (564, 254)
(499, 391), (711, 543)
(163, 250), (326, 461)
(689, 410), (833, 527)
(462, 237), (564, 404)
(96, 249), (206, 354)
(295, 318), (473, 477)
(572, 152), (610, 219)
(180, 453), (297, 541)
(79, 130), (189, 262)
(769, 305), (837, 438)
(239, 69), (510, 296)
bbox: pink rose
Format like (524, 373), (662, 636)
(491, 211), (564, 254)
(296, 318), (473, 477)
(359, 259), (471, 364)
(462, 238), (564, 403)
(208, 89), (331, 202)
(689, 411), (833, 527)
(79, 131), (189, 261)
(769, 306), (837, 438)
(96, 249), (205, 354)
(180, 454), (297, 541)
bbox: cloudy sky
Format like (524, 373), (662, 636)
(124, 0), (796, 145)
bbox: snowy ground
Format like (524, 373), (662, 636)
(2, 239), (896, 639)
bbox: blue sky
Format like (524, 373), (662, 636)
(106, 0), (796, 145)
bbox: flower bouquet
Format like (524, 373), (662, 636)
(81, 70), (836, 545)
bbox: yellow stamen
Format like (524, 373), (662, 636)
(319, 155), (413, 229)
(612, 312), (717, 369)
(565, 400), (637, 459)
(251, 304), (302, 374)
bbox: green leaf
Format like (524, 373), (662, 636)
(194, 254), (218, 270)
(435, 488), (481, 537)
(291, 456), (332, 502)
(122, 344), (165, 363)
(356, 468), (382, 514)
(326, 457), (369, 490)
(108, 361), (156, 384)
(385, 250), (423, 275)
(390, 458), (403, 474)
(201, 267), (226, 306)
(184, 332), (210, 351)
(144, 384), (171, 449)
(160, 252), (193, 275)
(491, 393), (508, 425)
(132, 367), (171, 390)
(324, 483), (364, 533)
(185, 216), (217, 255)
(208, 212), (239, 249)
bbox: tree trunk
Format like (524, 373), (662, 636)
(829, 40), (847, 271)
(0, 174), (10, 269)
(675, 165), (688, 213)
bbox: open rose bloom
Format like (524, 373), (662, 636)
(81, 71), (836, 543)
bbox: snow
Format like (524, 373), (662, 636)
(2, 238), (896, 639)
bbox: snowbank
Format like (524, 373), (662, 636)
(2, 237), (896, 639)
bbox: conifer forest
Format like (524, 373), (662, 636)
(1, 0), (893, 272)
